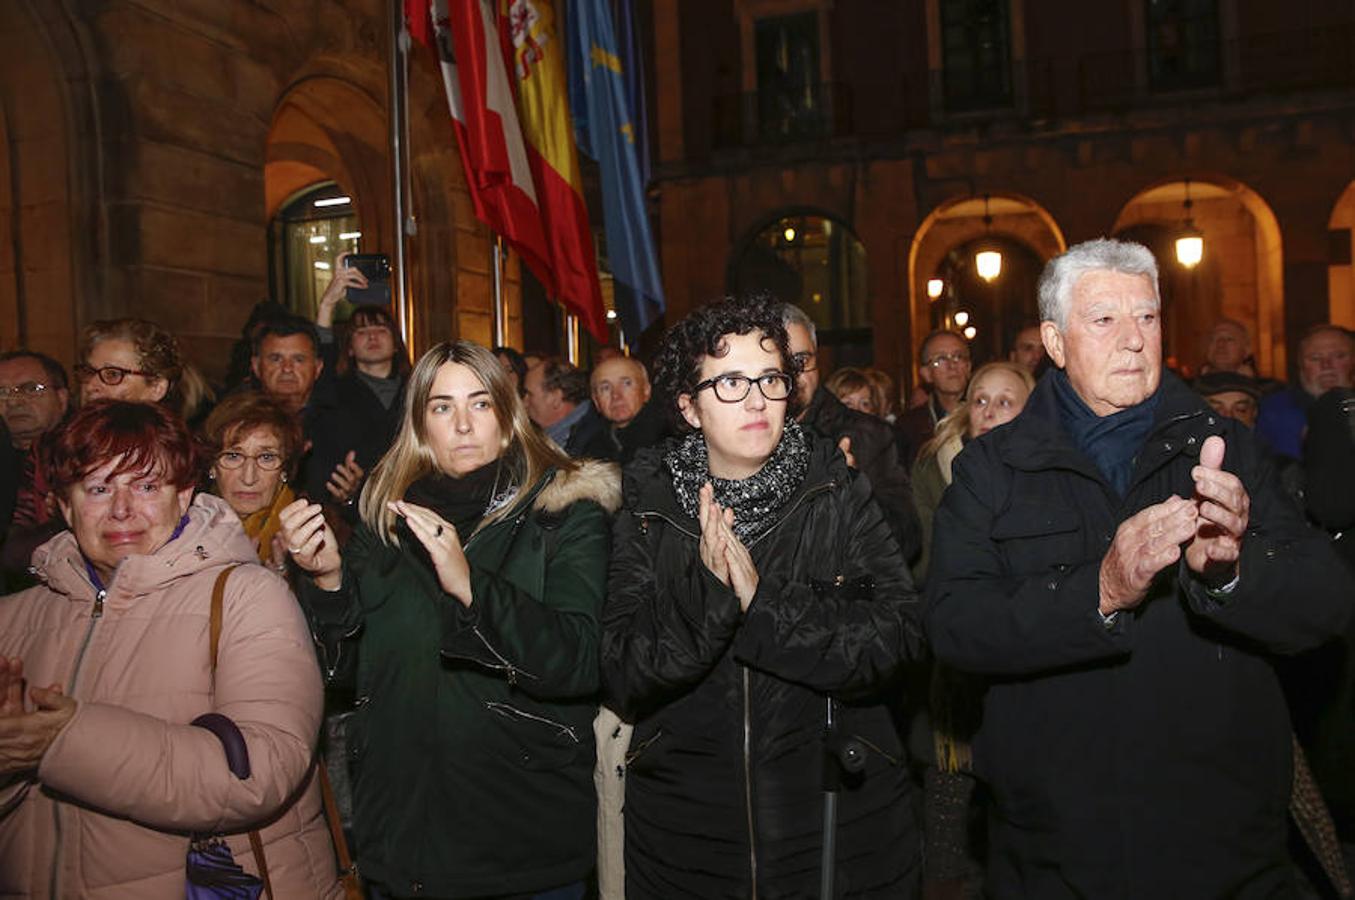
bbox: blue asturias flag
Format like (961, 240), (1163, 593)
(566, 0), (665, 342)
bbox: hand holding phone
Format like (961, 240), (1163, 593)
(343, 253), (392, 307)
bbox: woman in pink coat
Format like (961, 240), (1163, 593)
(0, 400), (342, 899)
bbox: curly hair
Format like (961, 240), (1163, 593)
(80, 318), (215, 421)
(652, 293), (800, 432)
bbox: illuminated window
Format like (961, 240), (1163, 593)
(733, 214), (872, 364)
(269, 182), (360, 320)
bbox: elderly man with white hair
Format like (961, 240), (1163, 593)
(926, 238), (1351, 898)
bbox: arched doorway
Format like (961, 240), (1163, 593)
(1327, 180), (1355, 330)
(269, 183), (362, 320)
(909, 193), (1066, 389)
(1111, 177), (1285, 378)
(730, 211), (871, 371)
(265, 76), (390, 262)
(929, 235), (1044, 366)
(0, 0), (89, 364)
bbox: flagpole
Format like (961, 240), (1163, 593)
(389, 0), (414, 346)
(564, 311), (580, 366)
(491, 236), (507, 347)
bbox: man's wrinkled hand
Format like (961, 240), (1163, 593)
(1099, 496), (1198, 616)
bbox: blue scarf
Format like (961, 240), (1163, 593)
(1051, 369), (1160, 497)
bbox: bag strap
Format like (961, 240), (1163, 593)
(317, 760), (360, 883)
(208, 565), (239, 685)
(208, 565), (274, 900)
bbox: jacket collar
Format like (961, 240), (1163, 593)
(33, 493), (261, 604)
(994, 368), (1222, 483)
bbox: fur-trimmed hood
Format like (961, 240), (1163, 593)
(533, 458), (622, 515)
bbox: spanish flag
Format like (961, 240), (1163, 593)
(500, 0), (608, 340)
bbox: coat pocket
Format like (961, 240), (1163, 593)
(484, 700), (583, 772)
(990, 505), (1083, 575)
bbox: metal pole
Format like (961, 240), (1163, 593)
(388, 0), (413, 346)
(492, 237), (507, 347)
(564, 312), (580, 366)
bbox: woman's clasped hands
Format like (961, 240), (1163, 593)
(698, 482), (759, 611)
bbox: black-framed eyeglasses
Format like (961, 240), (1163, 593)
(791, 350), (817, 373)
(216, 450), (285, 471)
(0, 381), (51, 400)
(925, 352), (970, 368)
(693, 372), (793, 403)
(74, 363), (155, 386)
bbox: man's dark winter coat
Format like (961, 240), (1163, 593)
(926, 371), (1352, 899)
(802, 387), (923, 563)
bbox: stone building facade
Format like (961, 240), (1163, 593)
(3, 1), (1353, 394)
(0, 0), (522, 379)
(649, 0), (1355, 392)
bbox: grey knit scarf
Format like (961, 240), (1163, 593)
(665, 420), (810, 542)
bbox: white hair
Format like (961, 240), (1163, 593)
(778, 303), (817, 346)
(1038, 238), (1160, 329)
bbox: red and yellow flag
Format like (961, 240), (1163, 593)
(500, 0), (607, 340)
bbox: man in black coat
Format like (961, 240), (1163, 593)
(781, 304), (923, 563)
(926, 238), (1352, 899)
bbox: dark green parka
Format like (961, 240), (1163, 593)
(301, 460), (621, 899)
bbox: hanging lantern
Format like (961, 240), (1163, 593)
(927, 277), (945, 299)
(975, 194), (1002, 282)
(975, 250), (1002, 282)
(1175, 178), (1204, 269)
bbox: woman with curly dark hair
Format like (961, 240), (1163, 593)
(601, 293), (926, 898)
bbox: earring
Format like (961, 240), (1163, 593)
(280, 473), (288, 483)
(208, 471), (215, 481)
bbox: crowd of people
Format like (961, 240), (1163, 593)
(0, 236), (1351, 899)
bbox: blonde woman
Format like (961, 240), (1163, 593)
(911, 361), (1036, 583)
(279, 340), (620, 900)
(910, 360), (1033, 896)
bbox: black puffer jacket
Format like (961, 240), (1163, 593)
(802, 387), (923, 564)
(927, 371), (1353, 899)
(602, 436), (926, 899)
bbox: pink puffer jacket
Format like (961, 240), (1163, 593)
(0, 493), (342, 899)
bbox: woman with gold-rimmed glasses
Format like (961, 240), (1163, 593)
(77, 318), (215, 424)
(601, 293), (926, 898)
(201, 391), (303, 569)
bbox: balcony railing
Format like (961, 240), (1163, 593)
(712, 82), (854, 149)
(699, 25), (1354, 156)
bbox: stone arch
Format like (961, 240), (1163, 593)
(0, 0), (98, 365)
(1326, 180), (1355, 330)
(908, 192), (1066, 385)
(1111, 175), (1285, 377)
(265, 74), (392, 258)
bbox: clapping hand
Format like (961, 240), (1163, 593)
(0, 657), (77, 776)
(390, 500), (473, 607)
(327, 451), (365, 505)
(1185, 435), (1250, 584)
(1099, 496), (1198, 616)
(698, 483), (760, 612)
(278, 499), (343, 590)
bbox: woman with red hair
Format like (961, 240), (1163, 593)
(0, 400), (342, 898)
